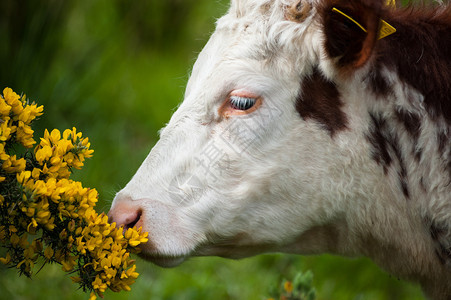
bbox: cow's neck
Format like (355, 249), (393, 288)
(336, 62), (451, 293)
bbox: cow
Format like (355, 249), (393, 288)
(108, 0), (451, 298)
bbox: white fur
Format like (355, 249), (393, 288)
(109, 0), (451, 298)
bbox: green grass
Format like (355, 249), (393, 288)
(0, 254), (423, 300)
(0, 0), (426, 299)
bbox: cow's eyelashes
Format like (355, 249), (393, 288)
(218, 91), (261, 117)
(229, 95), (257, 111)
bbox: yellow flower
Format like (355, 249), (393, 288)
(76, 237), (86, 254)
(18, 103), (43, 124)
(23, 245), (38, 260)
(10, 233), (20, 246)
(111, 253), (122, 269)
(104, 267), (117, 280)
(48, 128), (61, 145)
(63, 127), (82, 143)
(35, 145), (52, 163)
(16, 170), (31, 183)
(19, 233), (30, 248)
(31, 239), (43, 252)
(0, 143), (9, 160)
(31, 167), (41, 179)
(125, 264), (139, 279)
(0, 118), (12, 142)
(27, 219), (38, 233)
(16, 121), (36, 148)
(0, 87), (147, 298)
(45, 220), (56, 231)
(2, 87), (20, 108)
(29, 180), (48, 196)
(0, 97), (11, 116)
(0, 253), (11, 265)
(68, 220), (76, 232)
(92, 275), (107, 293)
(22, 206), (35, 217)
(284, 281), (293, 293)
(100, 256), (112, 269)
(88, 292), (97, 300)
(61, 255), (77, 272)
(44, 247), (54, 260)
(125, 227), (149, 247)
(3, 155), (26, 173)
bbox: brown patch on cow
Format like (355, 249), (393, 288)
(367, 111), (410, 198)
(319, 0), (382, 70)
(437, 129), (449, 155)
(321, 2), (451, 123)
(357, 3), (451, 198)
(363, 62), (393, 97)
(367, 112), (392, 173)
(285, 1), (312, 23)
(434, 128), (451, 180)
(394, 108), (421, 138)
(399, 169), (409, 198)
(378, 4), (451, 124)
(296, 68), (348, 136)
(394, 107), (422, 161)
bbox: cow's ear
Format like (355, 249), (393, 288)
(320, 0), (382, 70)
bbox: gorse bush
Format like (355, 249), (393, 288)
(0, 87), (148, 299)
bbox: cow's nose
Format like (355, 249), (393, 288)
(108, 201), (142, 231)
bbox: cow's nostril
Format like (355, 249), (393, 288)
(124, 209), (142, 230)
(107, 211), (115, 224)
(108, 203), (143, 231)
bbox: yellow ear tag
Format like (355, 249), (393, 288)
(332, 7), (367, 32)
(331, 7), (396, 40)
(378, 19), (396, 39)
(386, 0), (396, 8)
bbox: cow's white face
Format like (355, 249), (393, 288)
(108, 0), (386, 267)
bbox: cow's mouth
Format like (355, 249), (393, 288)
(138, 252), (187, 268)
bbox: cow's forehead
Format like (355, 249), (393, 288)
(228, 0), (316, 18)
(220, 0), (284, 31)
(225, 0), (319, 21)
(182, 0), (320, 118)
(219, 0), (319, 50)
(204, 0), (320, 88)
(228, 0), (274, 18)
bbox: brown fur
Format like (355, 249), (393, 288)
(285, 0), (312, 22)
(317, 1), (451, 297)
(296, 67), (348, 136)
(319, 0), (382, 69)
(380, 4), (451, 123)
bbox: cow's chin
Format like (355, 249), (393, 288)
(138, 245), (268, 267)
(138, 252), (187, 268)
(135, 235), (194, 268)
(136, 235), (274, 267)
(135, 241), (190, 268)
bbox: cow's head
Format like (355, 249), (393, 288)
(109, 0), (390, 267)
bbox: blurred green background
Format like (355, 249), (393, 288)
(0, 0), (424, 299)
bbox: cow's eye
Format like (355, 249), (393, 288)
(229, 95), (257, 111)
(218, 90), (262, 117)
